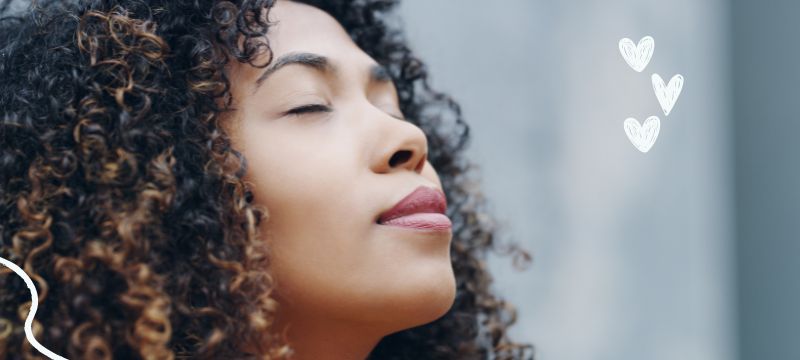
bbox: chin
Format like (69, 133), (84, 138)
(391, 267), (457, 329)
(428, 271), (457, 320)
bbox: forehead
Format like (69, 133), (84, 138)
(266, 1), (365, 62)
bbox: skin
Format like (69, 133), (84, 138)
(222, 1), (457, 358)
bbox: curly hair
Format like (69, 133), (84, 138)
(0, 0), (535, 359)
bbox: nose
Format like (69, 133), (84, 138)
(370, 118), (429, 175)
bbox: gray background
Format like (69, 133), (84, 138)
(398, 0), (795, 359)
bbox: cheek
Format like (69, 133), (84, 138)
(244, 134), (366, 241)
(238, 130), (374, 293)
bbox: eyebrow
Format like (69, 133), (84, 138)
(252, 51), (394, 94)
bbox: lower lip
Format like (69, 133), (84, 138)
(378, 213), (452, 232)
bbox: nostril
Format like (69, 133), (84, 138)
(389, 150), (412, 167)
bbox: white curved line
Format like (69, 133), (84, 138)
(0, 256), (68, 360)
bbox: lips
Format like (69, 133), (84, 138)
(377, 186), (450, 230)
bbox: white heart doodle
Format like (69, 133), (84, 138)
(618, 36), (655, 72)
(624, 116), (661, 153)
(652, 73), (684, 116)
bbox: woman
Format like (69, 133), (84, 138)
(0, 0), (534, 358)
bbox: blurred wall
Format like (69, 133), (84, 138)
(399, 1), (735, 359)
(732, 1), (800, 359)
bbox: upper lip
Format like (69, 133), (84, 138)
(377, 186), (448, 224)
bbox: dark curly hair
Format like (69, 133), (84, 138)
(0, 0), (535, 358)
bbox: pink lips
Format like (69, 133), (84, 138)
(377, 186), (451, 231)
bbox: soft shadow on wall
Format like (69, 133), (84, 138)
(732, 1), (800, 360)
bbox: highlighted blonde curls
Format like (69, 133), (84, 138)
(1, 1), (287, 358)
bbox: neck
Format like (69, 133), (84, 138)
(264, 299), (393, 360)
(275, 313), (386, 360)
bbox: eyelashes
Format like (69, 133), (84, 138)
(284, 103), (407, 121)
(285, 104), (332, 116)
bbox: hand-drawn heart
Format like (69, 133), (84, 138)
(624, 116), (661, 153)
(652, 73), (684, 116)
(618, 36), (655, 72)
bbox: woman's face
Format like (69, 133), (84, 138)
(223, 0), (456, 338)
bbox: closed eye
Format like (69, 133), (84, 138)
(285, 104), (332, 116)
(285, 103), (406, 121)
